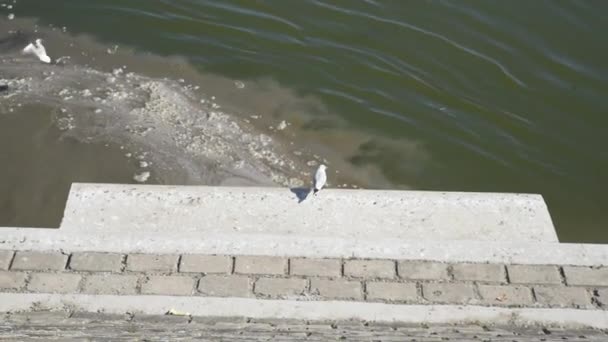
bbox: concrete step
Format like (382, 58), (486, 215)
(59, 183), (558, 242)
(1, 227), (607, 265)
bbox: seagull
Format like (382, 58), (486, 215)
(313, 164), (327, 195)
(23, 39), (51, 63)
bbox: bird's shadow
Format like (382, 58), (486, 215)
(290, 187), (311, 203)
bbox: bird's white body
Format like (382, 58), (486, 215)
(23, 39), (51, 64)
(313, 164), (327, 195)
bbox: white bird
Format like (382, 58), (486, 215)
(313, 164), (327, 195)
(23, 39), (51, 64)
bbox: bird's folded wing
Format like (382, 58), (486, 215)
(22, 43), (36, 54)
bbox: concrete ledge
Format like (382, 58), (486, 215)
(59, 183), (558, 242)
(0, 229), (606, 266)
(1, 293), (607, 329)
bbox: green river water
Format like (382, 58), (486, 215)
(1, 1), (607, 242)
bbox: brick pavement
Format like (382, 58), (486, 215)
(0, 250), (606, 310)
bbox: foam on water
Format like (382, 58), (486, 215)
(1, 18), (313, 188)
(1, 16), (429, 202)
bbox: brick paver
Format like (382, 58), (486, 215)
(234, 256), (286, 275)
(366, 282), (418, 302)
(254, 278), (307, 297)
(344, 260), (395, 279)
(0, 250), (13, 270)
(290, 258), (341, 277)
(563, 266), (608, 287)
(0, 271), (27, 290)
(82, 274), (138, 295)
(198, 275), (251, 297)
(27, 273), (82, 293)
(596, 288), (608, 308)
(478, 285), (533, 306)
(398, 261), (449, 280)
(311, 279), (362, 300)
(11, 251), (67, 271)
(142, 275), (195, 296)
(126, 254), (178, 273)
(70, 252), (123, 272)
(534, 286), (592, 309)
(507, 265), (562, 285)
(452, 263), (506, 283)
(423, 283), (477, 304)
(179, 255), (232, 274)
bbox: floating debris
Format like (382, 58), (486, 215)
(277, 120), (288, 131)
(133, 171), (150, 183)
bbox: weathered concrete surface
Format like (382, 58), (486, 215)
(2, 184), (606, 335)
(2, 229), (608, 265)
(59, 183), (558, 242)
(4, 184), (608, 266)
(2, 312), (607, 341)
(1, 293), (608, 329)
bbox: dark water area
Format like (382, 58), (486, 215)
(0, 104), (145, 227)
(1, 1), (608, 242)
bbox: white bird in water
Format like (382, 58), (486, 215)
(313, 164), (327, 195)
(23, 39), (51, 64)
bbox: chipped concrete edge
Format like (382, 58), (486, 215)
(1, 293), (607, 330)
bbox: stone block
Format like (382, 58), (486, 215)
(366, 282), (418, 302)
(344, 260), (395, 279)
(0, 271), (27, 290)
(398, 261), (449, 280)
(126, 254), (178, 272)
(478, 285), (533, 306)
(0, 250), (13, 270)
(423, 283), (477, 304)
(11, 251), (67, 271)
(290, 258), (341, 277)
(70, 252), (124, 272)
(310, 279), (362, 300)
(142, 275), (195, 296)
(179, 255), (232, 274)
(507, 265), (562, 285)
(452, 263), (506, 283)
(82, 274), (138, 295)
(563, 266), (608, 287)
(198, 275), (251, 297)
(27, 273), (82, 293)
(234, 256), (286, 275)
(254, 278), (307, 297)
(534, 286), (592, 309)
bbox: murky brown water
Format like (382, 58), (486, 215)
(0, 103), (146, 227)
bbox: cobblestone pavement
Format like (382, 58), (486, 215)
(1, 311), (607, 341)
(1, 250), (607, 310)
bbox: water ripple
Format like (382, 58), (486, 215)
(310, 0), (527, 88)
